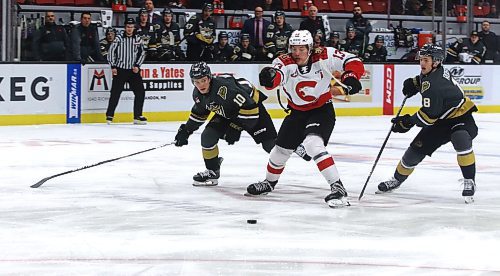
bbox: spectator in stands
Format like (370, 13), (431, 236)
(71, 12), (103, 63)
(446, 31), (486, 64)
(32, 11), (70, 61)
(325, 32), (340, 49)
(299, 5), (325, 41)
(422, 0), (442, 16)
(263, 10), (294, 60)
(212, 31), (234, 62)
(189, 0), (215, 9)
(478, 20), (499, 62)
(184, 3), (217, 61)
(158, 8), (184, 61)
(100, 27), (116, 61)
(339, 26), (365, 58)
(144, 0), (162, 24)
(364, 35), (388, 62)
(391, 0), (405, 15)
(346, 5), (372, 48)
(241, 6), (270, 61)
(486, 4), (498, 18)
(136, 8), (162, 61)
(261, 0), (283, 11)
(232, 33), (256, 61)
(405, 0), (423, 15)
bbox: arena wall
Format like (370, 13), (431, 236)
(1, 63), (499, 126)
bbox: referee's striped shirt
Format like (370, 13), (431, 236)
(108, 33), (146, 70)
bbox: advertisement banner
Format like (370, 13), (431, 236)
(0, 64), (66, 115)
(383, 64), (395, 115)
(66, 64), (81, 123)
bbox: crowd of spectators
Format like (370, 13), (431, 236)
(27, 0), (500, 64)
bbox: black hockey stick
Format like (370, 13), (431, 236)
(358, 96), (409, 200)
(31, 142), (175, 188)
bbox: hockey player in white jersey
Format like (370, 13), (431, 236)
(246, 30), (365, 207)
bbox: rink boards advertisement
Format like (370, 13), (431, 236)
(1, 63), (500, 125)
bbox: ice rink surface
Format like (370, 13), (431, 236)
(1, 114), (499, 275)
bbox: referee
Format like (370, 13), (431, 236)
(106, 18), (147, 125)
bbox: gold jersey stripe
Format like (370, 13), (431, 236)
(445, 97), (476, 119)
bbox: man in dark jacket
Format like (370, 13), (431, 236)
(71, 12), (103, 63)
(299, 5), (325, 40)
(32, 11), (70, 61)
(346, 5), (372, 49)
(478, 21), (498, 63)
(241, 6), (271, 61)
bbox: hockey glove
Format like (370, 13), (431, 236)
(341, 71), (362, 95)
(402, 76), (420, 98)
(259, 67), (277, 88)
(391, 114), (415, 133)
(174, 124), (191, 147)
(224, 122), (243, 145)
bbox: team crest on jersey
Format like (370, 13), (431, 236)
(421, 81), (431, 93)
(217, 86), (227, 100)
(291, 69), (299, 77)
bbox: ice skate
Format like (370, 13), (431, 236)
(376, 177), (402, 194)
(245, 180), (275, 196)
(106, 116), (113, 125)
(192, 157), (223, 186)
(133, 116), (147, 125)
(294, 144), (312, 161)
(324, 179), (349, 208)
(462, 179), (476, 204)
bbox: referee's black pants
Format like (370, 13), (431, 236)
(106, 68), (145, 118)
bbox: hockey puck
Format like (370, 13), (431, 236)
(247, 219), (257, 224)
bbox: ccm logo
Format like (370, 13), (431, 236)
(385, 67), (393, 104)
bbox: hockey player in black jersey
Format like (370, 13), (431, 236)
(174, 62), (278, 186)
(263, 10), (294, 60)
(378, 44), (479, 203)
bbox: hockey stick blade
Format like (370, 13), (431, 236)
(358, 96), (408, 200)
(31, 142), (175, 188)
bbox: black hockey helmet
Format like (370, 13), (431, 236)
(138, 8), (148, 16)
(241, 33), (250, 41)
(218, 31), (228, 40)
(274, 10), (285, 18)
(190, 62), (212, 80)
(418, 43), (445, 63)
(105, 27), (116, 35)
(162, 8), (173, 15)
(203, 3), (213, 11)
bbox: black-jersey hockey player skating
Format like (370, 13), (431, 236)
(379, 44), (478, 203)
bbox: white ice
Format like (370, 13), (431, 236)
(1, 114), (500, 275)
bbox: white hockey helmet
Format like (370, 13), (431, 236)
(288, 30), (313, 54)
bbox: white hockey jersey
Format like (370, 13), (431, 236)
(271, 47), (363, 111)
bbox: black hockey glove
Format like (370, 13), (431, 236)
(402, 76), (420, 98)
(224, 123), (243, 145)
(341, 71), (362, 95)
(391, 114), (415, 133)
(174, 124), (191, 147)
(259, 67), (277, 88)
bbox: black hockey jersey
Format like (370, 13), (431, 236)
(264, 22), (294, 59)
(363, 43), (387, 62)
(410, 66), (477, 127)
(184, 76), (266, 132)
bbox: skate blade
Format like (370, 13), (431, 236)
(133, 121), (147, 125)
(464, 196), (474, 204)
(193, 180), (218, 187)
(244, 192), (269, 197)
(326, 198), (350, 208)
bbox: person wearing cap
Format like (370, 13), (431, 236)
(339, 26), (365, 58)
(100, 27), (117, 60)
(263, 10), (294, 60)
(325, 32), (340, 49)
(106, 18), (147, 125)
(184, 3), (217, 61)
(71, 12), (103, 63)
(158, 8), (183, 61)
(299, 5), (325, 42)
(212, 31), (234, 62)
(446, 31), (486, 64)
(363, 34), (388, 62)
(232, 34), (257, 61)
(136, 7), (162, 61)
